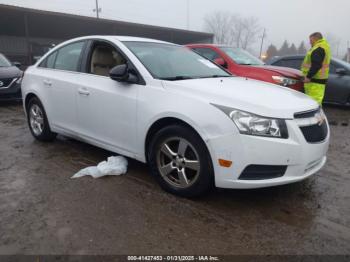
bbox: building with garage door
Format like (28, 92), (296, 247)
(0, 4), (213, 66)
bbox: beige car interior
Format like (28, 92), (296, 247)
(90, 44), (126, 76)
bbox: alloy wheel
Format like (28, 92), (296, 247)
(156, 137), (201, 189)
(29, 104), (44, 136)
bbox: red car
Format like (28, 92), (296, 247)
(186, 44), (303, 91)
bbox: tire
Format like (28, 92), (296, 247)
(148, 125), (214, 197)
(27, 97), (57, 142)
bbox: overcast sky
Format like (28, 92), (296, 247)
(1, 0), (349, 56)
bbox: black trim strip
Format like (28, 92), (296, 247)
(311, 78), (327, 84)
(294, 108), (320, 119)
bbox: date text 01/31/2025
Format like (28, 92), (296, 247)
(127, 255), (220, 261)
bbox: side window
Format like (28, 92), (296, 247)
(54, 41), (85, 72)
(193, 48), (220, 61)
(272, 60), (284, 67)
(46, 51), (57, 68)
(39, 51), (57, 68)
(275, 59), (302, 70)
(286, 59), (302, 69)
(88, 42), (126, 77)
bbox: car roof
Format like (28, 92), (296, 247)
(187, 44), (234, 48)
(64, 35), (175, 45)
(267, 55), (304, 64)
(270, 55), (350, 68)
(271, 55), (304, 60)
(35, 35), (178, 66)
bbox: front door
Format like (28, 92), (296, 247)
(324, 63), (350, 104)
(76, 41), (139, 155)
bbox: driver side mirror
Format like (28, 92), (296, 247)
(213, 58), (227, 68)
(335, 68), (347, 75)
(109, 64), (138, 84)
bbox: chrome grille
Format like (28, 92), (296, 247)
(294, 108), (328, 143)
(0, 78), (15, 89)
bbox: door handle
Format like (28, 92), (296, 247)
(78, 88), (90, 96)
(43, 79), (52, 87)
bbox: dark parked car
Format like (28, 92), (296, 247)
(0, 53), (22, 101)
(268, 55), (350, 105)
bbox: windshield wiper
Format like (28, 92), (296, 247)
(159, 76), (194, 81)
(198, 75), (232, 79)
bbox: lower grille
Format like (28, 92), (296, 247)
(239, 165), (287, 180)
(0, 78), (14, 88)
(300, 121), (328, 143)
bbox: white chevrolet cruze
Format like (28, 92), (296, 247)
(22, 36), (329, 197)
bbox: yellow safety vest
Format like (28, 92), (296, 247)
(301, 38), (331, 80)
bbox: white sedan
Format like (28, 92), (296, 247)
(21, 36), (329, 197)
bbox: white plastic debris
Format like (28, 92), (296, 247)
(71, 156), (128, 179)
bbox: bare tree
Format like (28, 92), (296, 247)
(232, 16), (244, 47)
(204, 11), (236, 45)
(204, 11), (261, 50)
(239, 17), (261, 50)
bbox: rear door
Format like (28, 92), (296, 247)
(38, 41), (86, 133)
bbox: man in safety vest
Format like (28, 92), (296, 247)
(301, 32), (331, 105)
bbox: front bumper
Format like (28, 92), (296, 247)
(0, 80), (22, 101)
(206, 118), (330, 189)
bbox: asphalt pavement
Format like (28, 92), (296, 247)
(0, 102), (349, 255)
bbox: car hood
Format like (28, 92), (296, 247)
(162, 77), (318, 119)
(251, 65), (302, 78)
(0, 66), (22, 79)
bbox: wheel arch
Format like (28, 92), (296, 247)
(144, 117), (211, 164)
(24, 92), (39, 112)
(24, 92), (53, 129)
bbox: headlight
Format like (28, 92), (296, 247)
(212, 104), (288, 138)
(272, 76), (298, 86)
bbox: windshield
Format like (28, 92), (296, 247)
(0, 54), (11, 67)
(333, 57), (350, 70)
(123, 41), (231, 80)
(220, 47), (264, 66)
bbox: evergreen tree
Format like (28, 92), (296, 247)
(290, 43), (297, 55)
(266, 44), (278, 60)
(279, 40), (290, 56)
(297, 41), (307, 55)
